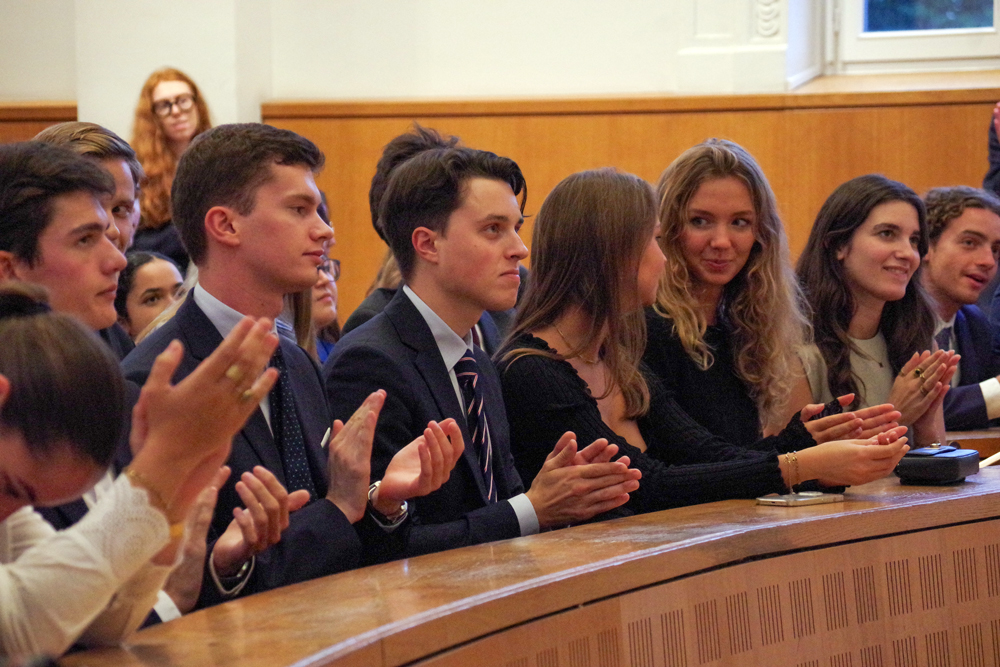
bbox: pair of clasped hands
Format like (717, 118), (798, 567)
(788, 349), (958, 488)
(128, 316), (642, 609)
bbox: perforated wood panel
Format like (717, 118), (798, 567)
(417, 520), (1000, 667)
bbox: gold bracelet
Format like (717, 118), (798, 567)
(784, 451), (800, 490)
(125, 468), (185, 539)
(124, 467), (169, 513)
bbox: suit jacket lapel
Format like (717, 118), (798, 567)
(387, 292), (491, 504)
(180, 296), (285, 479)
(954, 309), (979, 384)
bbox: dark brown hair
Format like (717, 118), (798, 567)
(0, 282), (124, 466)
(925, 185), (1000, 243)
(380, 146), (526, 280)
(171, 123), (324, 265)
(797, 174), (935, 406)
(0, 142), (114, 265)
(504, 168), (655, 418)
(370, 124), (459, 241)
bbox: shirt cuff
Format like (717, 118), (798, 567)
(153, 590), (182, 622)
(980, 377), (1000, 419)
(508, 493), (539, 536)
(208, 551), (255, 598)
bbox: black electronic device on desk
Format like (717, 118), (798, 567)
(895, 442), (980, 485)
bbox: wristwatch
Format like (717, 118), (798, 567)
(367, 481), (408, 526)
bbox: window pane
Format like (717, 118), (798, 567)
(865, 0), (993, 31)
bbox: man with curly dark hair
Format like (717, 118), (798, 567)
(921, 185), (1000, 430)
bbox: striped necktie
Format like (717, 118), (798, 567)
(454, 350), (497, 502)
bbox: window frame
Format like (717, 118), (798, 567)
(834, 0), (1000, 72)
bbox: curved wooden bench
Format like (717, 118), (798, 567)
(65, 468), (1000, 666)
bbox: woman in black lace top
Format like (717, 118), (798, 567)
(496, 168), (910, 517)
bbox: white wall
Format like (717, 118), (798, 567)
(0, 0), (76, 100)
(270, 0), (680, 99)
(73, 0), (253, 140)
(1, 0), (831, 125)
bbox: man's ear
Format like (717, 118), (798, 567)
(0, 251), (24, 280)
(412, 227), (440, 266)
(204, 206), (241, 249)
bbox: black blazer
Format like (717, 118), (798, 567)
(121, 292), (362, 607)
(944, 305), (1000, 430)
(324, 289), (523, 562)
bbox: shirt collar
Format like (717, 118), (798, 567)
(934, 313), (956, 336)
(402, 285), (473, 372)
(192, 283), (278, 340)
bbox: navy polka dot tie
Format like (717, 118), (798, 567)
(269, 346), (317, 498)
(454, 350), (497, 502)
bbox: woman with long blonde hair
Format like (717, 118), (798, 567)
(646, 139), (866, 445)
(130, 68), (212, 272)
(498, 168), (910, 518)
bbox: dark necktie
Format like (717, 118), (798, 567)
(268, 346), (317, 498)
(936, 326), (952, 352)
(454, 351), (497, 502)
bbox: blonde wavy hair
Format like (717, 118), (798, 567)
(131, 68), (212, 230)
(654, 139), (811, 427)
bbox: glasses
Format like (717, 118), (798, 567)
(320, 258), (341, 282)
(152, 93), (196, 118)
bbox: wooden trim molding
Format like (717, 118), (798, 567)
(262, 71), (1000, 119)
(0, 102), (77, 122)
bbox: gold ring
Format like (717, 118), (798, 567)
(225, 365), (244, 383)
(240, 389), (255, 403)
(913, 368), (924, 379)
(920, 384), (930, 396)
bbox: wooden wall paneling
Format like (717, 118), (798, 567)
(266, 91), (997, 322)
(0, 103), (77, 143)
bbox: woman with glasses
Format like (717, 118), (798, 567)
(314, 257), (341, 363)
(130, 68), (213, 273)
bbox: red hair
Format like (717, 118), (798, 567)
(131, 68), (212, 230)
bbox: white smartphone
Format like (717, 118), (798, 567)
(756, 491), (845, 506)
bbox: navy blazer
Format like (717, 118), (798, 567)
(945, 305), (1000, 430)
(341, 287), (504, 355)
(121, 293), (362, 607)
(324, 289), (523, 563)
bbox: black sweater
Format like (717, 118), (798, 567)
(643, 309), (766, 449)
(497, 333), (813, 516)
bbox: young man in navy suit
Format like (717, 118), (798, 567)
(324, 140), (641, 562)
(921, 186), (1000, 430)
(122, 124), (463, 606)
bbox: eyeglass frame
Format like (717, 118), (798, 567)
(319, 258), (341, 282)
(152, 93), (196, 118)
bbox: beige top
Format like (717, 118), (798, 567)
(798, 333), (894, 408)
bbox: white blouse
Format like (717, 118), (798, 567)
(0, 474), (171, 657)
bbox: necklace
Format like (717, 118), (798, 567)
(553, 325), (600, 365)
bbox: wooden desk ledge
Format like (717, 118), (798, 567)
(65, 469), (1000, 667)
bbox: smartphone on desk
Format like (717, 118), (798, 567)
(756, 491), (845, 506)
